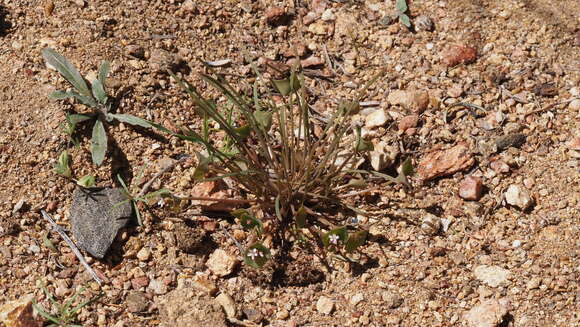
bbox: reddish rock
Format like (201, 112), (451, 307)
(490, 160), (510, 173)
(441, 44), (477, 67)
(265, 7), (289, 26)
(300, 56), (324, 68)
(417, 142), (474, 182)
(398, 115), (419, 132)
(458, 176), (483, 201)
(131, 276), (150, 289)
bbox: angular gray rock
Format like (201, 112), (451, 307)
(70, 187), (132, 259)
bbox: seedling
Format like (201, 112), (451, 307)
(54, 150), (95, 188)
(167, 63), (403, 267)
(32, 281), (102, 327)
(42, 48), (167, 166)
(396, 0), (411, 28)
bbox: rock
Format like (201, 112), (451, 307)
(441, 44), (477, 67)
(0, 294), (44, 327)
(265, 7), (289, 26)
(415, 15), (434, 32)
(417, 142), (474, 182)
(568, 136), (580, 158)
(125, 45), (145, 59)
(316, 296), (334, 315)
(569, 99), (580, 111)
(148, 49), (183, 72)
(182, 0), (196, 13)
(350, 293), (364, 305)
(474, 265), (511, 287)
(156, 288), (227, 327)
(126, 291), (149, 313)
(215, 293), (237, 318)
(489, 160), (510, 174)
(131, 276), (149, 289)
(206, 249), (239, 277)
(387, 90), (430, 113)
(459, 176), (483, 201)
(12, 199), (25, 214)
(368, 142), (399, 171)
(148, 278), (168, 295)
(321, 9), (335, 21)
(136, 247), (151, 261)
(243, 307), (263, 323)
(365, 109), (388, 128)
(421, 213), (441, 235)
(526, 277), (541, 290)
(175, 222), (206, 253)
(191, 180), (236, 212)
(299, 56), (324, 68)
(70, 188), (132, 259)
(532, 82), (558, 97)
(192, 274), (218, 296)
(504, 184), (533, 211)
(397, 115), (419, 132)
(381, 290), (403, 309)
(464, 298), (510, 327)
(495, 133), (526, 151)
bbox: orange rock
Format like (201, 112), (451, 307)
(417, 142), (474, 181)
(441, 44), (477, 67)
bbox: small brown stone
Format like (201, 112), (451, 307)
(441, 44), (477, 67)
(398, 115), (419, 132)
(458, 176), (483, 201)
(417, 142), (475, 182)
(265, 7), (290, 26)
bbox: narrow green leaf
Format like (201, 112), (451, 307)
(234, 125), (251, 139)
(98, 60), (110, 86)
(91, 78), (107, 105)
(322, 226), (348, 248)
(193, 154), (210, 181)
(91, 120), (107, 166)
(345, 230), (368, 253)
(31, 303), (61, 324)
(272, 74), (300, 96)
(399, 14), (411, 28)
(243, 243), (271, 268)
(396, 0), (408, 13)
(42, 233), (58, 253)
(399, 157), (414, 176)
(76, 175), (95, 188)
(355, 126), (373, 152)
(108, 113), (152, 128)
(116, 174), (130, 193)
(274, 195), (283, 221)
(71, 92), (98, 107)
(42, 48), (92, 97)
(50, 90), (77, 100)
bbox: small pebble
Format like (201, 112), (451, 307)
(458, 176), (483, 201)
(316, 296), (334, 315)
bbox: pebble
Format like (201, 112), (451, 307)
(381, 290), (403, 309)
(569, 99), (580, 111)
(368, 142), (398, 171)
(12, 199), (25, 214)
(474, 265), (511, 287)
(526, 277), (541, 290)
(215, 293), (237, 318)
(458, 176), (483, 201)
(441, 44), (477, 67)
(126, 291), (149, 313)
(265, 7), (288, 26)
(397, 115), (419, 132)
(464, 298), (510, 327)
(504, 184), (533, 211)
(511, 240), (522, 248)
(148, 278), (168, 295)
(417, 142), (475, 181)
(415, 15), (434, 32)
(495, 133), (526, 151)
(136, 247), (151, 261)
(421, 213), (441, 235)
(0, 294), (44, 327)
(182, 0), (195, 12)
(387, 90), (430, 113)
(206, 249), (239, 277)
(321, 9), (335, 21)
(350, 293), (364, 305)
(365, 109), (388, 128)
(316, 296), (334, 315)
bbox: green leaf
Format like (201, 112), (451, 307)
(90, 78), (107, 105)
(354, 126), (373, 152)
(193, 153), (210, 181)
(243, 243), (271, 268)
(345, 230), (368, 253)
(65, 113), (92, 135)
(294, 205), (307, 228)
(234, 125), (251, 139)
(231, 209), (263, 234)
(253, 110), (272, 131)
(396, 0), (408, 13)
(322, 226), (348, 248)
(91, 120), (107, 166)
(399, 157), (414, 176)
(108, 113), (153, 128)
(272, 74), (301, 96)
(42, 48), (92, 98)
(42, 233), (58, 253)
(54, 150), (72, 178)
(50, 90), (77, 100)
(76, 175), (95, 188)
(98, 60), (110, 86)
(31, 303), (61, 324)
(399, 13), (411, 28)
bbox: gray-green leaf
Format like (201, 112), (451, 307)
(55, 150), (71, 178)
(77, 175), (96, 188)
(91, 120), (107, 166)
(91, 78), (108, 105)
(396, 0), (408, 13)
(50, 90), (77, 100)
(399, 14), (411, 28)
(42, 48), (92, 98)
(108, 113), (153, 128)
(98, 60), (110, 86)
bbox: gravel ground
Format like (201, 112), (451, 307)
(0, 0), (578, 326)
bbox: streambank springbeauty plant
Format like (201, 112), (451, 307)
(396, 0), (411, 28)
(42, 48), (164, 166)
(168, 65), (406, 267)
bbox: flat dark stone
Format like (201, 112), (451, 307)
(70, 187), (132, 259)
(495, 133), (526, 152)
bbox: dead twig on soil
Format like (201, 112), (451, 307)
(41, 210), (102, 285)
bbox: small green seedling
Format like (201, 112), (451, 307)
(32, 282), (102, 327)
(396, 0), (411, 28)
(116, 174), (172, 226)
(54, 150), (96, 188)
(42, 48), (167, 166)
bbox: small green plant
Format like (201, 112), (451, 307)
(396, 0), (411, 28)
(54, 150), (95, 188)
(42, 48), (165, 166)
(167, 63), (408, 267)
(32, 281), (102, 327)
